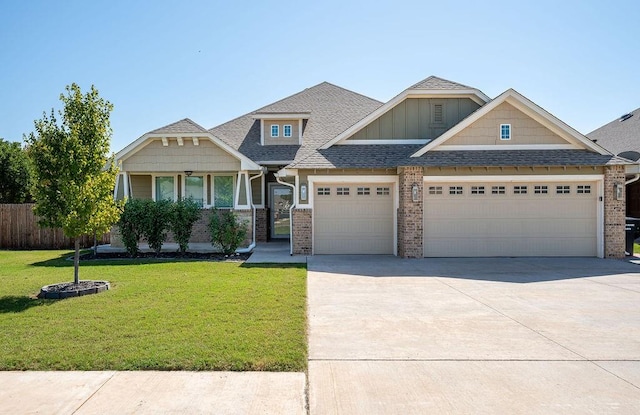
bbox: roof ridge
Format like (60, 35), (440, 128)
(408, 75), (476, 90)
(209, 81), (380, 132)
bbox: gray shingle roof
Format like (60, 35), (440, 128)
(409, 76), (475, 90)
(587, 107), (640, 158)
(208, 82), (383, 164)
(148, 118), (208, 134)
(290, 146), (629, 169)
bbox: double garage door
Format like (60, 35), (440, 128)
(312, 180), (598, 257)
(314, 183), (394, 254)
(424, 181), (598, 257)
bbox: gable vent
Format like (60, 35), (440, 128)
(434, 104), (443, 123)
(619, 113), (633, 122)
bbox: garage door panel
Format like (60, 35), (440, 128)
(424, 181), (598, 257)
(314, 183), (394, 255)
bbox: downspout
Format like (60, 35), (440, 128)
(626, 174), (640, 185)
(276, 173), (297, 255)
(236, 170), (265, 254)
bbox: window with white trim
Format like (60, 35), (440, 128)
(428, 186), (443, 195)
(500, 124), (511, 140)
(213, 175), (234, 207)
(317, 187), (330, 196)
(270, 124), (279, 137)
(283, 124), (292, 137)
(357, 187), (370, 195)
(471, 186), (485, 195)
(534, 185), (548, 194)
(377, 187), (390, 195)
(491, 186), (506, 195)
(449, 186), (463, 195)
(513, 185), (527, 194)
(185, 176), (204, 206)
(556, 185), (570, 194)
(336, 187), (350, 196)
(577, 185), (591, 194)
(155, 176), (174, 201)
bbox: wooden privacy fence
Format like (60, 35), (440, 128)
(0, 204), (110, 249)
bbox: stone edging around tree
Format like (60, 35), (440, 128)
(37, 280), (110, 299)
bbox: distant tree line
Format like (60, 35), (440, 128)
(0, 138), (33, 203)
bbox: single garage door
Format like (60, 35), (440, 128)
(424, 181), (598, 257)
(314, 183), (394, 254)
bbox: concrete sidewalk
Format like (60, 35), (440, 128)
(0, 371), (306, 415)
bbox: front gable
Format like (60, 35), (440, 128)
(345, 97), (481, 144)
(116, 118), (262, 172)
(412, 89), (609, 156)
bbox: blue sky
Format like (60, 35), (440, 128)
(1, 0), (638, 153)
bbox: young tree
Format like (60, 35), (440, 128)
(26, 84), (120, 284)
(0, 138), (33, 203)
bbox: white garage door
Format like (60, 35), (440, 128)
(424, 181), (598, 257)
(314, 183), (394, 254)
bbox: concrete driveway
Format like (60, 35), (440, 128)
(307, 256), (640, 414)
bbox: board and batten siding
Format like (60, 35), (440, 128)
(446, 102), (568, 146)
(122, 139), (240, 172)
(347, 98), (481, 141)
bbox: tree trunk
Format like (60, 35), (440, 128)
(74, 239), (80, 285)
(93, 231), (97, 258)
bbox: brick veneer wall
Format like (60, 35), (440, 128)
(255, 208), (268, 242)
(398, 166), (423, 258)
(110, 208), (254, 250)
(292, 208), (312, 255)
(604, 165), (626, 258)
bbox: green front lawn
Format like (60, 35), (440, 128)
(635, 243), (640, 254)
(0, 251), (306, 371)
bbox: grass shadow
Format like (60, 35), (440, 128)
(0, 295), (57, 313)
(240, 263), (306, 270)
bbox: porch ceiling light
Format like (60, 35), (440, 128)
(184, 171), (193, 177)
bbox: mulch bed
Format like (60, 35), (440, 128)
(38, 280), (110, 299)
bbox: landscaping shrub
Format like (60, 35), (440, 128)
(209, 209), (248, 255)
(142, 199), (171, 255)
(169, 198), (202, 253)
(117, 198), (147, 257)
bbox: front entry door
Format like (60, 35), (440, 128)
(270, 185), (293, 239)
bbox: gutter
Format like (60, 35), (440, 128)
(236, 169), (266, 254)
(626, 174), (640, 186)
(275, 173), (297, 256)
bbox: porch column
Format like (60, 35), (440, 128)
(398, 166), (423, 258)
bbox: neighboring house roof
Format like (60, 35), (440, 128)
(411, 89), (608, 157)
(208, 82), (383, 164)
(587, 107), (640, 159)
(289, 146), (627, 169)
(148, 118), (209, 134)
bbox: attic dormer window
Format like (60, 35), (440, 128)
(271, 125), (279, 137)
(283, 125), (292, 137)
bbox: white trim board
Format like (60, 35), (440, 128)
(340, 139), (430, 145)
(423, 174), (604, 183)
(432, 144), (581, 151)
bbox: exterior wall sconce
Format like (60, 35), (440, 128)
(412, 183), (419, 202)
(300, 184), (308, 201)
(184, 171), (193, 177)
(616, 183), (624, 201)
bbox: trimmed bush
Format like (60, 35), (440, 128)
(169, 198), (202, 254)
(209, 209), (248, 255)
(117, 198), (147, 257)
(142, 199), (171, 255)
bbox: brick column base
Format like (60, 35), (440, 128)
(292, 208), (312, 255)
(604, 165), (626, 258)
(398, 167), (423, 258)
(255, 208), (268, 242)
